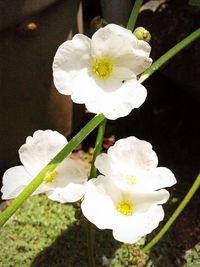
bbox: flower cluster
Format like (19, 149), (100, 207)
(1, 24), (177, 244)
(1, 131), (176, 243)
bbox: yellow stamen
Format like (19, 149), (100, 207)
(92, 57), (113, 79)
(124, 174), (137, 185)
(44, 170), (57, 183)
(116, 200), (134, 216)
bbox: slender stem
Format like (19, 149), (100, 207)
(127, 0), (143, 31)
(142, 173), (200, 253)
(0, 113), (105, 227)
(89, 119), (107, 179)
(87, 118), (107, 267)
(139, 28), (200, 84)
(87, 222), (96, 267)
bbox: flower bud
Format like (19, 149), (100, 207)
(133, 27), (151, 42)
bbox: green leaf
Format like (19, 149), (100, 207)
(189, 0), (200, 6)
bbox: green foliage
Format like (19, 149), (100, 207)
(1, 194), (199, 267)
(0, 195), (147, 267)
(0, 195), (76, 267)
(184, 243), (200, 267)
(189, 0), (200, 6)
(110, 244), (148, 267)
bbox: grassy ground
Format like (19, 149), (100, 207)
(0, 195), (148, 267)
(0, 191), (199, 267)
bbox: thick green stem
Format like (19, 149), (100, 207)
(127, 0), (143, 31)
(0, 113), (105, 227)
(139, 28), (200, 83)
(87, 118), (107, 267)
(142, 173), (200, 253)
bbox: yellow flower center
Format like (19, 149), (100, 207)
(124, 174), (137, 185)
(92, 57), (113, 79)
(44, 170), (57, 183)
(116, 200), (134, 216)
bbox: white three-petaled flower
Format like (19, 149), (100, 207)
(81, 136), (176, 243)
(1, 130), (88, 203)
(53, 24), (152, 120)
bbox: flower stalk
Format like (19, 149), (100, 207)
(0, 113), (105, 227)
(142, 173), (200, 253)
(139, 28), (200, 83)
(89, 118), (107, 179)
(87, 118), (107, 267)
(127, 0), (143, 31)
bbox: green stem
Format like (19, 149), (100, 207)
(142, 173), (200, 253)
(87, 222), (96, 267)
(89, 119), (107, 179)
(87, 118), (107, 267)
(139, 28), (200, 84)
(127, 0), (143, 31)
(0, 113), (105, 227)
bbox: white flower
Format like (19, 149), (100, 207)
(95, 136), (176, 191)
(1, 130), (88, 203)
(81, 176), (169, 243)
(53, 24), (152, 120)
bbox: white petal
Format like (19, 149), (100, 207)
(112, 213), (146, 243)
(113, 66), (136, 81)
(81, 176), (118, 229)
(71, 73), (122, 109)
(1, 166), (32, 199)
(143, 205), (165, 235)
(107, 180), (169, 212)
(107, 136), (158, 172)
(92, 24), (137, 58)
(47, 183), (86, 203)
(95, 153), (112, 176)
(118, 80), (147, 109)
(112, 205), (165, 244)
(131, 189), (169, 213)
(53, 34), (91, 95)
(114, 53), (152, 76)
(92, 24), (152, 75)
(150, 167), (177, 190)
(139, 167), (176, 190)
(92, 74), (126, 93)
(45, 158), (88, 203)
(70, 68), (127, 105)
(19, 130), (67, 176)
(124, 169), (176, 192)
(85, 80), (147, 120)
(70, 69), (101, 104)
